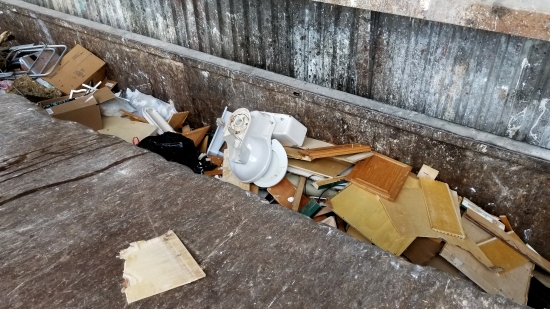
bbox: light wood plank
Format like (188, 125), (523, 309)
(419, 178), (465, 238)
(298, 144), (371, 161)
(478, 233), (529, 272)
(346, 153), (411, 202)
(440, 244), (534, 305)
(466, 208), (550, 273)
(288, 158), (352, 178)
(330, 184), (415, 255)
(312, 176), (347, 190)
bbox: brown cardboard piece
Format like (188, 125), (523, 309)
(38, 87), (115, 130)
(42, 44), (106, 95)
(402, 237), (444, 266)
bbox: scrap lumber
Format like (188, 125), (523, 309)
(478, 234), (529, 272)
(330, 184), (415, 255)
(499, 215), (513, 232)
(121, 109), (148, 123)
(290, 137), (372, 163)
(168, 111), (189, 129)
(288, 158), (352, 178)
(199, 135), (209, 154)
(461, 216), (493, 244)
(346, 153), (411, 202)
(312, 176), (347, 190)
(267, 178), (308, 210)
(380, 188), (499, 270)
(292, 176), (307, 211)
(332, 152), (373, 164)
(417, 164), (439, 180)
(183, 126), (210, 147)
(120, 230), (205, 304)
(298, 144), (371, 161)
(419, 178), (465, 239)
(465, 208), (550, 273)
(440, 244), (534, 305)
(462, 198), (506, 231)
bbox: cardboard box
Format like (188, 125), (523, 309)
(38, 88), (115, 130)
(42, 45), (106, 95)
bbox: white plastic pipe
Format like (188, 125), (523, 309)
(143, 107), (175, 134)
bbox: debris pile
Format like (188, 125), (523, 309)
(2, 36), (549, 307)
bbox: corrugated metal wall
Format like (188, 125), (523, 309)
(22, 0), (550, 149)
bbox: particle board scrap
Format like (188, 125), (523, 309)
(380, 188), (498, 270)
(267, 178), (308, 210)
(288, 158), (352, 178)
(461, 216), (493, 244)
(330, 184), (415, 255)
(478, 233), (529, 272)
(440, 243), (534, 305)
(465, 208), (550, 273)
(346, 153), (412, 202)
(298, 144), (371, 161)
(182, 126), (210, 147)
(120, 230), (206, 304)
(419, 178), (465, 239)
(417, 164), (439, 180)
(292, 176), (307, 211)
(332, 152), (373, 164)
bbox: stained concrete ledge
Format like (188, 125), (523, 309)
(0, 94), (523, 308)
(313, 0), (550, 41)
(1, 0), (550, 260)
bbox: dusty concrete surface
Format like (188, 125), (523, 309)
(313, 0), (550, 41)
(0, 93), (524, 308)
(1, 0), (550, 261)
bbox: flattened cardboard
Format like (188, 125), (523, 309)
(42, 44), (106, 95)
(402, 238), (444, 266)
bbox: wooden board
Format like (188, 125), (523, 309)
(346, 153), (411, 202)
(466, 208), (550, 273)
(298, 144), (371, 161)
(182, 126), (210, 147)
(222, 151), (250, 191)
(330, 184), (415, 255)
(380, 188), (498, 270)
(294, 137), (373, 163)
(402, 237), (444, 266)
(292, 176), (307, 211)
(312, 176), (347, 190)
(267, 178), (308, 210)
(478, 233), (529, 272)
(168, 111), (189, 129)
(417, 164), (439, 180)
(462, 198), (506, 231)
(332, 152), (373, 164)
(419, 178), (465, 238)
(98, 116), (157, 143)
(120, 230), (206, 304)
(499, 215), (513, 232)
(288, 158), (352, 178)
(346, 226), (373, 244)
(403, 176), (420, 189)
(121, 109), (147, 123)
(461, 216), (493, 244)
(440, 244), (534, 305)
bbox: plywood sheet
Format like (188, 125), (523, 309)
(168, 111), (189, 129)
(346, 153), (411, 201)
(380, 188), (498, 270)
(120, 230), (205, 304)
(466, 209), (550, 273)
(330, 184), (415, 255)
(478, 234), (529, 272)
(419, 178), (465, 238)
(288, 158), (352, 178)
(440, 244), (534, 305)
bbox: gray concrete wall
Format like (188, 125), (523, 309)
(16, 0), (550, 150)
(2, 0), (550, 261)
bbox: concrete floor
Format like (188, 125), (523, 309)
(0, 94), (524, 308)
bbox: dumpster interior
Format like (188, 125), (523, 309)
(2, 0), (550, 307)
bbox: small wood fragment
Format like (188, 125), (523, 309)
(298, 144), (371, 161)
(121, 109), (148, 123)
(292, 176), (307, 211)
(499, 215), (513, 232)
(478, 233), (530, 272)
(199, 135), (209, 154)
(312, 176), (347, 190)
(182, 126), (210, 147)
(181, 125), (191, 133)
(319, 216), (337, 228)
(168, 111), (189, 129)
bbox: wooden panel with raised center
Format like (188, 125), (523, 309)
(419, 178), (465, 239)
(345, 153), (411, 201)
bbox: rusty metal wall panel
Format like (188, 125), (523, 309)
(20, 0), (550, 149)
